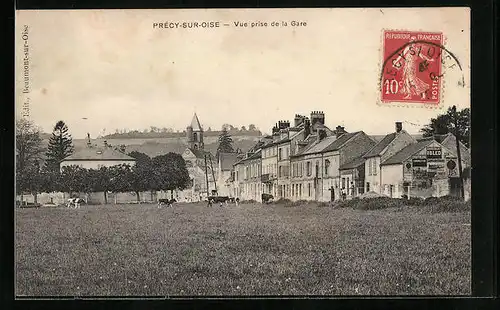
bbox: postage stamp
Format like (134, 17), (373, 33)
(381, 30), (444, 106)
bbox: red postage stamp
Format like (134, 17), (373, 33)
(381, 30), (444, 105)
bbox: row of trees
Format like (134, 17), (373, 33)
(18, 150), (191, 204)
(102, 124), (261, 139)
(16, 119), (191, 204)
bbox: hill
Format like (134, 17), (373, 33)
(40, 135), (262, 159)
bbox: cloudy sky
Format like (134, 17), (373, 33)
(16, 8), (470, 138)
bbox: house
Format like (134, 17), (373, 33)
(433, 133), (471, 166)
(60, 146), (136, 170)
(217, 152), (239, 197)
(233, 149), (263, 201)
(379, 137), (465, 198)
(274, 111), (333, 199)
(260, 133), (279, 198)
(363, 122), (417, 194)
(339, 156), (368, 198)
(290, 126), (376, 202)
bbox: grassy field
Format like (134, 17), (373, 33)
(15, 202), (471, 296)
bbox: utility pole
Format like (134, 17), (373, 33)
(204, 154), (210, 199)
(451, 105), (465, 200)
(209, 155), (218, 196)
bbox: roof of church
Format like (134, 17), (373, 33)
(188, 148), (214, 159)
(190, 113), (203, 131)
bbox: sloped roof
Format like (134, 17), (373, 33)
(189, 148), (214, 159)
(363, 132), (397, 158)
(381, 138), (435, 166)
(190, 113), (203, 131)
(438, 133), (471, 164)
(62, 147), (136, 161)
(219, 152), (239, 170)
(323, 132), (360, 152)
(300, 135), (338, 155)
(339, 156), (366, 170)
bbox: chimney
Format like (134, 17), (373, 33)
(278, 120), (290, 130)
(310, 111), (325, 126)
(303, 118), (311, 140)
(86, 133), (92, 148)
(335, 126), (346, 138)
(294, 114), (305, 127)
(316, 129), (327, 143)
(395, 121), (403, 133)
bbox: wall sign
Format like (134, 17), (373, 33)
(412, 158), (427, 167)
(426, 147), (442, 159)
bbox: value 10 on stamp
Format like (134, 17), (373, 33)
(381, 30), (444, 105)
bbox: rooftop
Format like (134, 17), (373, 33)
(339, 156), (367, 170)
(363, 132), (397, 158)
(62, 147), (136, 161)
(189, 113), (203, 131)
(381, 138), (435, 166)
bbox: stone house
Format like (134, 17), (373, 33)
(363, 122), (417, 194)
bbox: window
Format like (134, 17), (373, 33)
(278, 148), (283, 160)
(324, 159), (330, 176)
(342, 177), (346, 188)
(299, 184), (302, 197)
(307, 161), (312, 176)
(279, 166), (282, 177)
(308, 183), (311, 196)
(373, 159), (378, 175)
(315, 161), (320, 178)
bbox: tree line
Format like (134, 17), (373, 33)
(101, 124), (261, 139)
(16, 119), (191, 205)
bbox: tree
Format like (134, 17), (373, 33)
(60, 165), (87, 197)
(420, 107), (470, 147)
(45, 120), (74, 172)
(16, 119), (44, 205)
(151, 153), (190, 199)
(216, 127), (234, 159)
(248, 124), (257, 131)
(240, 126), (247, 131)
(97, 167), (112, 204)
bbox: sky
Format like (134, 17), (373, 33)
(15, 8), (470, 139)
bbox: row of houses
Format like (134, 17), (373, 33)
(221, 111), (471, 202)
(19, 112), (469, 205)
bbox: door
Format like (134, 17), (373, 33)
(449, 177), (461, 197)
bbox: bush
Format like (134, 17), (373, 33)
(284, 199), (313, 207)
(332, 195), (470, 213)
(271, 198), (292, 205)
(239, 199), (257, 204)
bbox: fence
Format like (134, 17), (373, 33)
(16, 189), (202, 206)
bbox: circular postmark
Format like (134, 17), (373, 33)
(379, 31), (465, 106)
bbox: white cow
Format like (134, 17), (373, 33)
(67, 198), (84, 209)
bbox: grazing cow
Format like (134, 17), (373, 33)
(67, 198), (84, 209)
(158, 198), (175, 208)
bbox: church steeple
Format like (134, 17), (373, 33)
(186, 113), (204, 150)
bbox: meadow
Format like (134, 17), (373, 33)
(15, 202), (471, 296)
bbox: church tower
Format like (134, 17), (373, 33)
(186, 113), (204, 150)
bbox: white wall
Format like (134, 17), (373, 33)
(365, 156), (381, 193)
(380, 164), (403, 197)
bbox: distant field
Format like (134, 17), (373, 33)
(15, 203), (470, 296)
